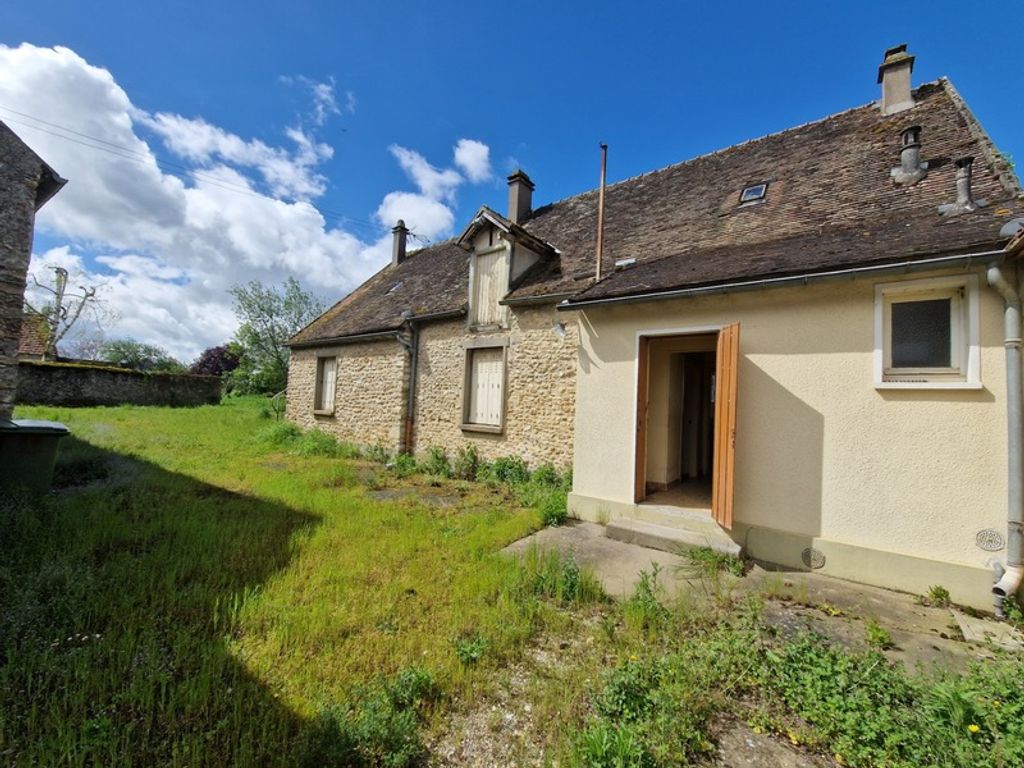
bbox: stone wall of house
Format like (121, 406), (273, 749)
(16, 361), (222, 407)
(287, 340), (409, 452)
(0, 135), (43, 421)
(414, 304), (578, 469)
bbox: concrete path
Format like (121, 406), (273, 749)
(502, 520), (686, 599)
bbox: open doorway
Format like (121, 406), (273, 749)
(634, 325), (740, 528)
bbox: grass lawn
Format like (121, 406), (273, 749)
(4, 398), (1024, 767)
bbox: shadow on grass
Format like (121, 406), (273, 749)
(0, 436), (317, 766)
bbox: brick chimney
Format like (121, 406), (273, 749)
(507, 170), (535, 224)
(391, 219), (408, 267)
(877, 44), (915, 115)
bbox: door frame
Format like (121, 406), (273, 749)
(632, 324), (724, 504)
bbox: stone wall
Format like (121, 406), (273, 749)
(0, 132), (43, 421)
(286, 340), (409, 452)
(414, 305), (578, 469)
(16, 361), (222, 407)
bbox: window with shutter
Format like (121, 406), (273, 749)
(314, 356), (337, 413)
(463, 346), (505, 431)
(470, 248), (510, 328)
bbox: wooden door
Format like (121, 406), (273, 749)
(634, 336), (650, 503)
(712, 323), (740, 529)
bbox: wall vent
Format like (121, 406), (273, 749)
(976, 528), (1005, 552)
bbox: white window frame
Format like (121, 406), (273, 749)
(873, 274), (980, 389)
(461, 337), (508, 434)
(313, 354), (337, 414)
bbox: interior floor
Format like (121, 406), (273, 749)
(642, 481), (712, 512)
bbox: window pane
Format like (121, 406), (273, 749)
(891, 298), (951, 368)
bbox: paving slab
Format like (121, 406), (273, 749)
(502, 520), (686, 598)
(952, 609), (1024, 651)
(714, 721), (835, 767)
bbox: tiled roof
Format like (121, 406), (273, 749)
(18, 312), (50, 357)
(292, 79), (1022, 344)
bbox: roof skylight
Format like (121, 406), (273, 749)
(739, 183), (768, 204)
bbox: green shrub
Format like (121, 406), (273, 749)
(391, 453), (417, 478)
(292, 428), (340, 457)
(539, 494), (568, 527)
(530, 463), (560, 487)
(595, 657), (663, 722)
(452, 445), (480, 480)
(419, 446), (451, 478)
(255, 421), (301, 447)
(490, 456), (530, 485)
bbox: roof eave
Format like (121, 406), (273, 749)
(558, 247), (1008, 311)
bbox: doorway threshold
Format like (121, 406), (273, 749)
(641, 484), (712, 519)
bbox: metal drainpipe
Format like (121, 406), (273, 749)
(396, 324), (420, 455)
(987, 263), (1024, 617)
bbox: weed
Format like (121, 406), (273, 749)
(489, 456), (530, 485)
(531, 463), (560, 487)
(419, 446), (452, 478)
(365, 443), (390, 464)
(927, 584), (952, 608)
(292, 428), (341, 457)
(255, 421), (301, 447)
(453, 633), (489, 665)
(297, 667), (439, 768)
(623, 566), (669, 637)
(865, 618), (895, 650)
(452, 445), (480, 480)
(573, 721), (652, 767)
(539, 494), (568, 527)
(390, 453), (417, 478)
(1003, 594), (1024, 628)
(681, 546), (746, 578)
(521, 547), (603, 605)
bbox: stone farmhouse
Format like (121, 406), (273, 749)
(289, 46), (1024, 609)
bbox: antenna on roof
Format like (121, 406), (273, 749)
(595, 142), (608, 282)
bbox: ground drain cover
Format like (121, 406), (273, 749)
(801, 547), (826, 569)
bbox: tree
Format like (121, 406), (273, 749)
(229, 278), (325, 394)
(23, 265), (107, 360)
(189, 344), (240, 377)
(99, 339), (185, 373)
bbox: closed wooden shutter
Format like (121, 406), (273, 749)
(468, 348), (504, 426)
(472, 251), (509, 327)
(317, 357), (336, 411)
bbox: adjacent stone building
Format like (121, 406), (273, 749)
(0, 121), (65, 421)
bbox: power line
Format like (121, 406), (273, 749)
(0, 104), (391, 236)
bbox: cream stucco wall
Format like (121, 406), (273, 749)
(569, 267), (1010, 606)
(286, 341), (408, 452)
(414, 305), (577, 468)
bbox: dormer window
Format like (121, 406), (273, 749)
(469, 244), (510, 329)
(739, 183), (768, 204)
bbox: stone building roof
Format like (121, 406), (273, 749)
(292, 78), (1023, 345)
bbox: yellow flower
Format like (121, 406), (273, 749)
(629, 654), (638, 661)
(968, 724), (981, 734)
(835, 755), (845, 766)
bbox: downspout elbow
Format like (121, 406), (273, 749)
(988, 264), (1021, 308)
(994, 565), (1024, 619)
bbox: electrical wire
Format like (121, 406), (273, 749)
(0, 104), (392, 237)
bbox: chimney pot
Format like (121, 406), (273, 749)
(955, 156), (974, 206)
(877, 43), (916, 115)
(507, 170), (535, 224)
(391, 219), (408, 268)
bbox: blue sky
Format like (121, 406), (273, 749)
(1, 1), (1018, 359)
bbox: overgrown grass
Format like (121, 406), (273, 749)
(2, 400), (591, 766)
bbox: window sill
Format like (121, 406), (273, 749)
(875, 381), (982, 391)
(460, 422), (503, 435)
(313, 408), (336, 416)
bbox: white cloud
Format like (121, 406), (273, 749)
(453, 139), (492, 183)
(388, 144), (463, 202)
(0, 43), (491, 361)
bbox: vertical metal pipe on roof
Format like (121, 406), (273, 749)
(595, 143), (608, 282)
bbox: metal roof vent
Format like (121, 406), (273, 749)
(891, 125), (928, 185)
(938, 156), (987, 216)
